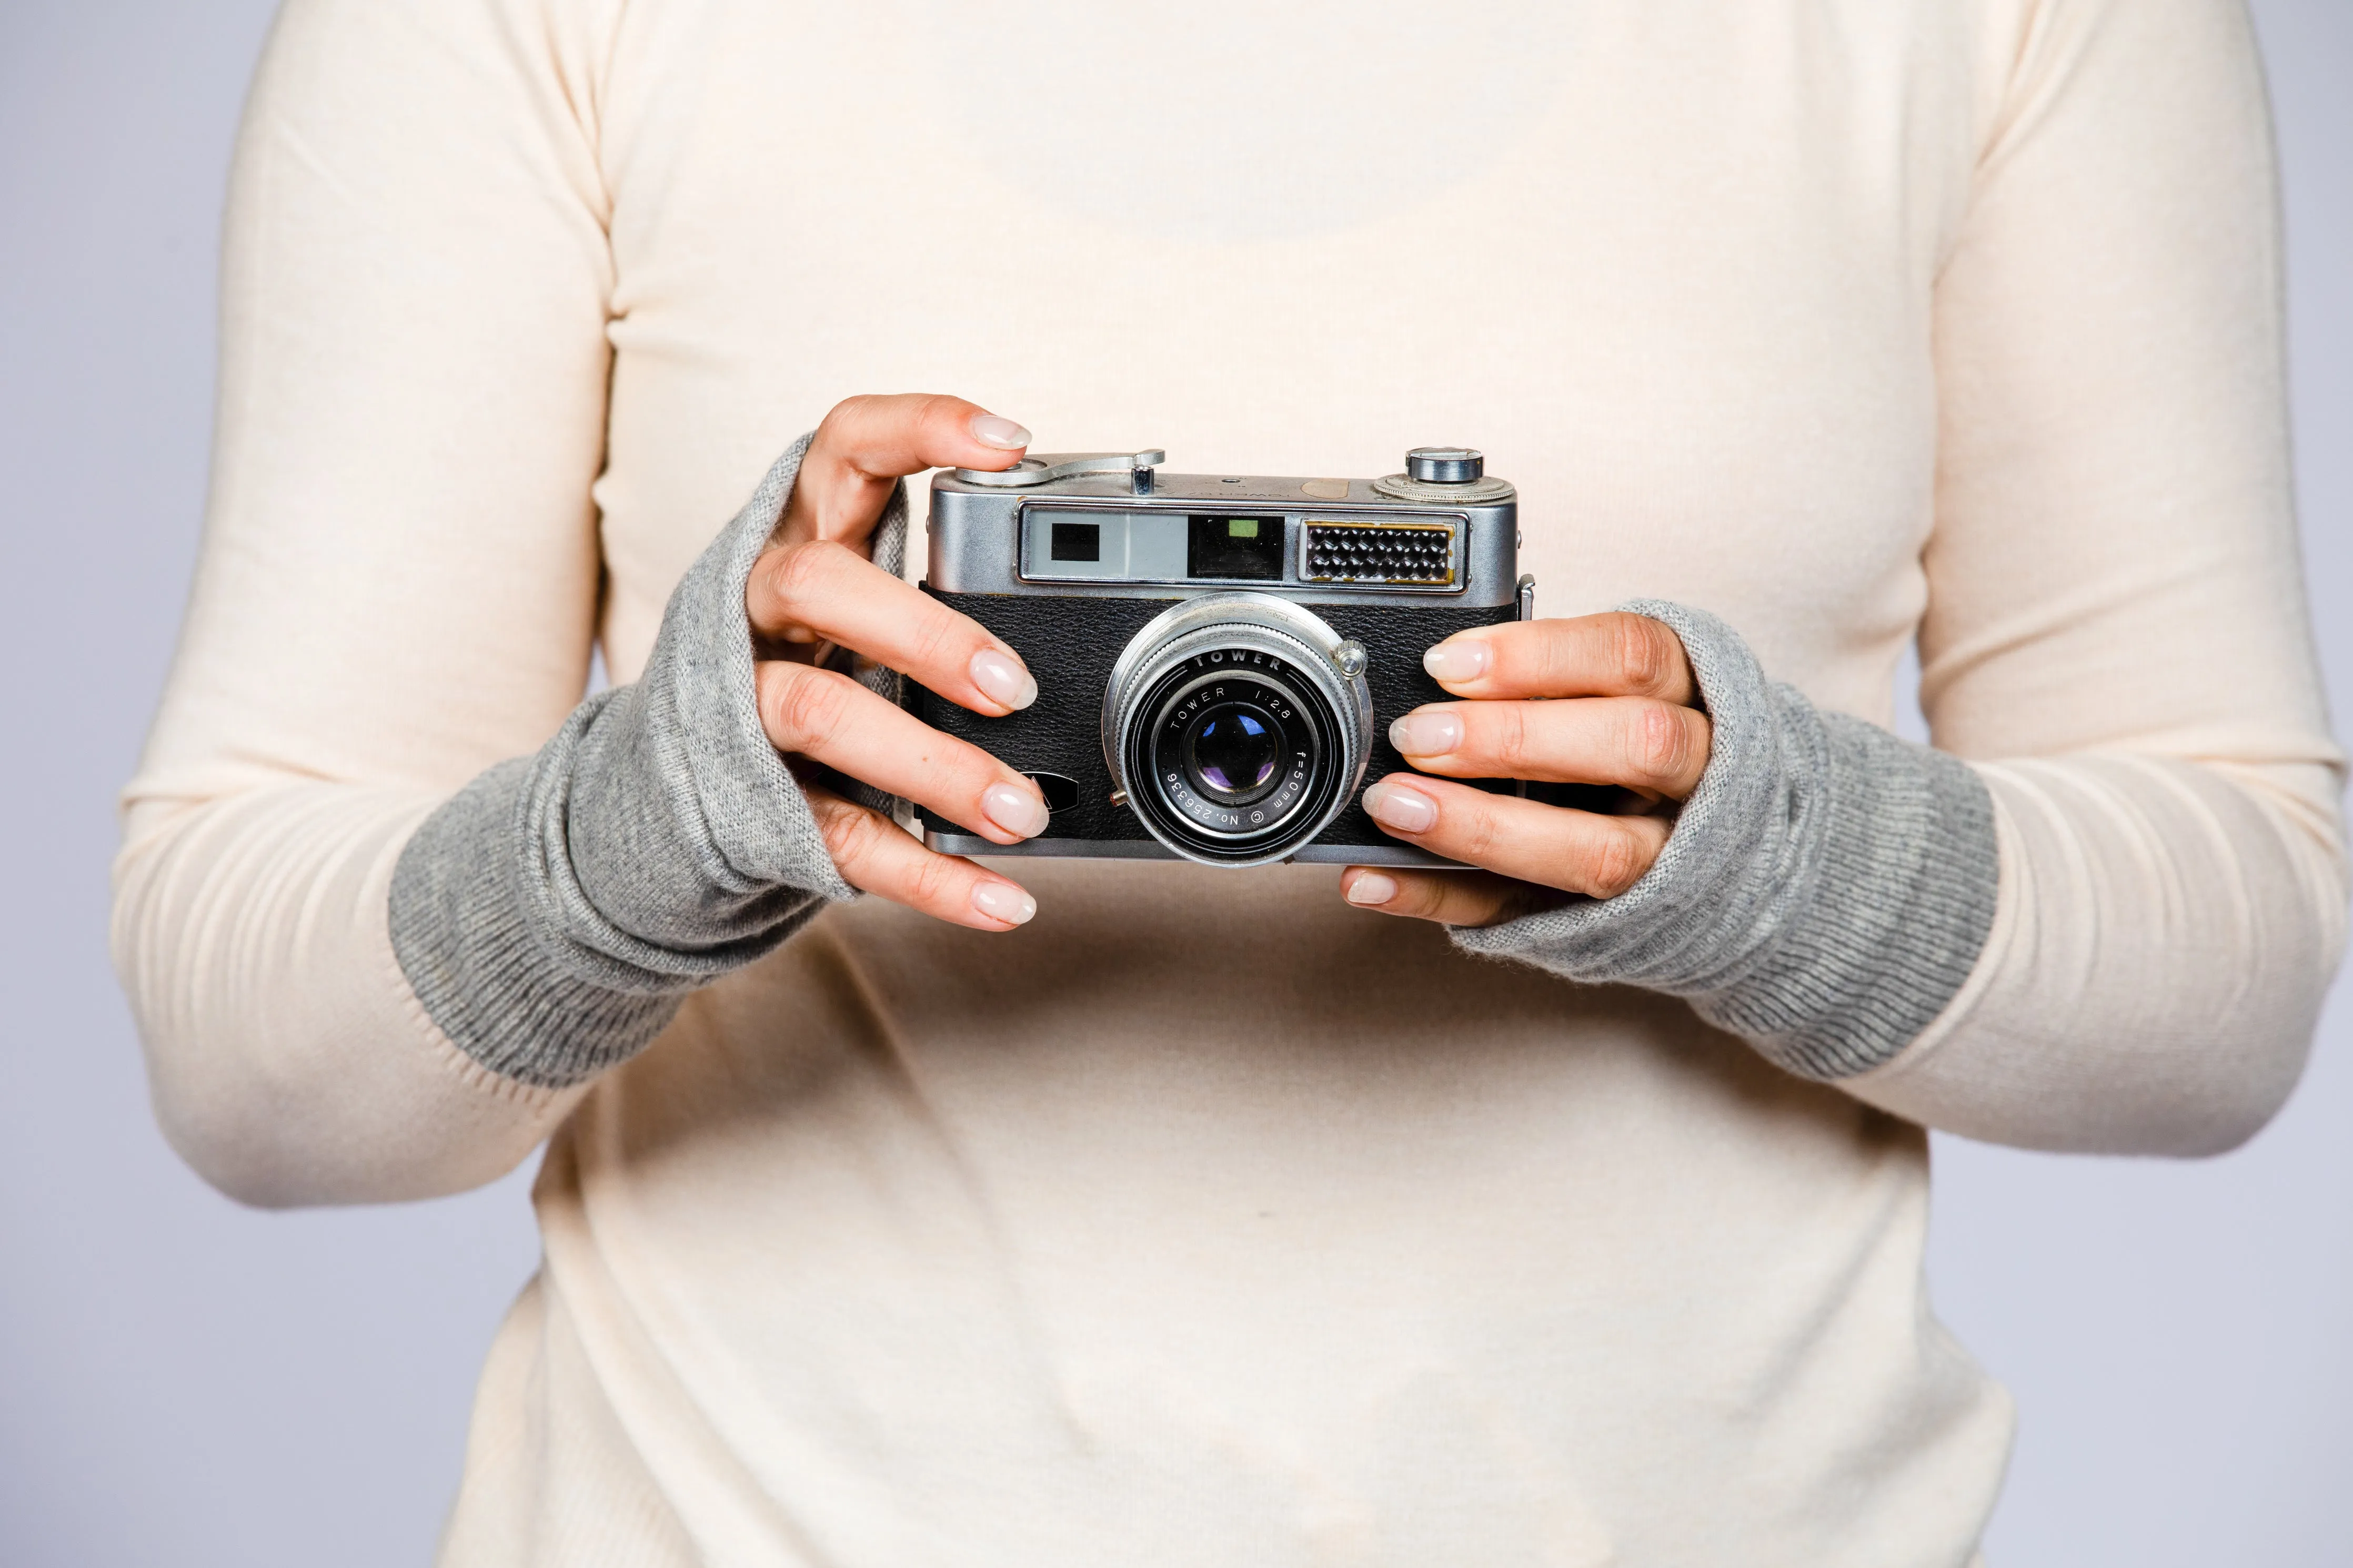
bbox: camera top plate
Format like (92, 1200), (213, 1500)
(936, 458), (1516, 510)
(928, 450), (1521, 609)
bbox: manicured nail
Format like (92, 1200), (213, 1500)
(1345, 872), (1399, 906)
(1423, 639), (1490, 684)
(970, 648), (1038, 710)
(971, 881), (1038, 925)
(981, 782), (1051, 839)
(1389, 710), (1462, 756)
(1362, 780), (1439, 834)
(969, 413), (1032, 450)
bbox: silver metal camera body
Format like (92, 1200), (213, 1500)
(908, 447), (1531, 869)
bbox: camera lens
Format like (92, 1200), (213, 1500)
(1138, 665), (1324, 848)
(1101, 594), (1374, 867)
(1184, 703), (1283, 804)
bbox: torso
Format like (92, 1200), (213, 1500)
(457, 3), (2022, 1559)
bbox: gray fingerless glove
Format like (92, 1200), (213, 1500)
(1452, 601), (2000, 1081)
(389, 434), (908, 1088)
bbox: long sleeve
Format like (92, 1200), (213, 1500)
(1455, 0), (2345, 1156)
(112, 0), (626, 1204)
(384, 437), (890, 1089)
(1846, 0), (2347, 1154)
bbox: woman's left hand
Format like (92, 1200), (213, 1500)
(1339, 612), (1712, 927)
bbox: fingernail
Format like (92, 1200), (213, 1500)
(1345, 872), (1399, 906)
(982, 781), (1051, 839)
(1423, 639), (1490, 684)
(1362, 780), (1439, 834)
(1388, 710), (1462, 756)
(969, 413), (1032, 450)
(971, 881), (1038, 925)
(970, 648), (1038, 710)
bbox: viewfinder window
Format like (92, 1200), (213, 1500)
(1050, 521), (1102, 562)
(1188, 515), (1284, 580)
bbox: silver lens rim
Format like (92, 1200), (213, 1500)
(1102, 594), (1374, 868)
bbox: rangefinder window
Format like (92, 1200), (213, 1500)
(1050, 521), (1101, 562)
(1188, 515), (1284, 580)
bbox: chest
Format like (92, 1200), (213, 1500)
(588, 0), (2006, 721)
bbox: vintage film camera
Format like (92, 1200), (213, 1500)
(907, 447), (1532, 868)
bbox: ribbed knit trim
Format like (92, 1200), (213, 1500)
(388, 434), (907, 1089)
(1452, 600), (2000, 1081)
(391, 755), (685, 1087)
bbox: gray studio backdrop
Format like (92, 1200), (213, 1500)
(2, 3), (2346, 1563)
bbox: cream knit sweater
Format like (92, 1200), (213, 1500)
(115, 0), (2346, 1562)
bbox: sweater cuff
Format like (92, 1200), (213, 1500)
(1450, 600), (1999, 1081)
(388, 434), (907, 1089)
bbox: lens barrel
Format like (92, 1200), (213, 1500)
(1102, 595), (1374, 866)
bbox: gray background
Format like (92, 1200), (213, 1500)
(1, 1), (2344, 1561)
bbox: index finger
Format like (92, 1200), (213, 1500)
(780, 393), (1030, 549)
(751, 538), (1037, 716)
(1421, 612), (1697, 705)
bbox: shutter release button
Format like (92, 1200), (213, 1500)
(1405, 447), (1483, 484)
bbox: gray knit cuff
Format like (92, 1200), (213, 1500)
(1452, 601), (1999, 1081)
(388, 434), (911, 1088)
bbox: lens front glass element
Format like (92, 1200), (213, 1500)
(1183, 702), (1283, 805)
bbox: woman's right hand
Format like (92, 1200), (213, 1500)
(746, 394), (1048, 932)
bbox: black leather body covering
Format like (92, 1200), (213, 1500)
(908, 588), (1521, 849)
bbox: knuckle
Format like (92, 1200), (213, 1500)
(1611, 613), (1675, 694)
(1531, 623), (1580, 694)
(757, 666), (793, 741)
(1627, 701), (1686, 784)
(908, 605), (964, 672)
(812, 397), (864, 452)
(903, 848), (960, 909)
(817, 798), (882, 868)
(1392, 876), (1446, 918)
(1586, 825), (1649, 898)
(769, 538), (848, 604)
(1492, 704), (1534, 773)
(765, 665), (852, 751)
(913, 392), (967, 437)
(1455, 800), (1501, 863)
